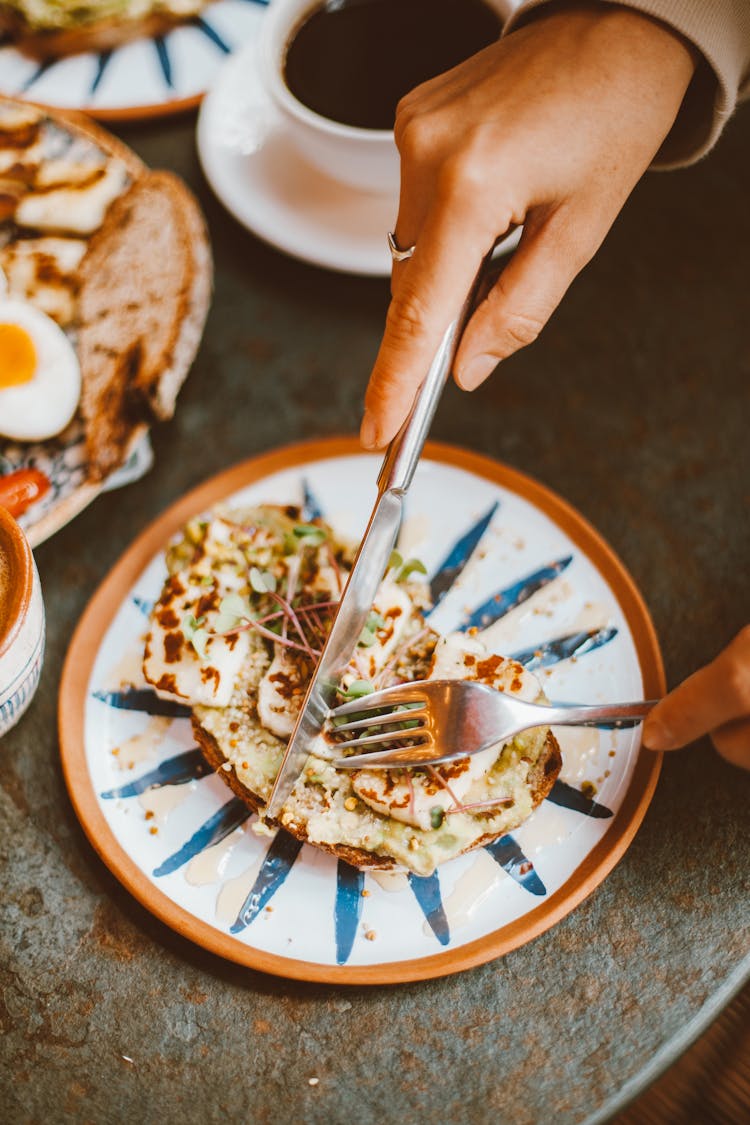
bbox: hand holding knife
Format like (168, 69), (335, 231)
(264, 252), (496, 820)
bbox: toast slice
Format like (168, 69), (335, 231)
(77, 170), (212, 481)
(193, 715), (562, 872)
(0, 5), (211, 58)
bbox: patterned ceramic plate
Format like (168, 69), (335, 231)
(0, 0), (266, 121)
(2, 425), (153, 549)
(59, 438), (663, 984)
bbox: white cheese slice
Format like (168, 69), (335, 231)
(429, 633), (539, 701)
(15, 159), (128, 235)
(339, 577), (416, 687)
(0, 236), (87, 326)
(143, 571), (250, 708)
(258, 647), (310, 739)
(351, 745), (499, 831)
(0, 136), (45, 176)
(352, 634), (542, 829)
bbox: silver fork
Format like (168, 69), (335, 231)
(327, 679), (659, 768)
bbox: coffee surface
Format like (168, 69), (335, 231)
(284, 0), (502, 130)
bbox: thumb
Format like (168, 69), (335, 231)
(455, 209), (593, 391)
(643, 629), (750, 751)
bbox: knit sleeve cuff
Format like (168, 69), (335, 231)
(502, 0), (750, 167)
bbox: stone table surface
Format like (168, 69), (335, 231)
(2, 104), (749, 1125)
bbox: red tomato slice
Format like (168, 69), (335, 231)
(0, 468), (51, 517)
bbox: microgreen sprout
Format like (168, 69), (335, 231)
(214, 593), (253, 634)
(430, 806), (445, 830)
(182, 614), (209, 659)
(340, 680), (374, 700)
(396, 557), (427, 582)
(387, 549), (403, 573)
(249, 566), (277, 594)
(358, 610), (386, 648)
(293, 523), (328, 547)
(385, 550), (427, 582)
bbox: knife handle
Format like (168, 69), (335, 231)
(377, 249), (497, 496)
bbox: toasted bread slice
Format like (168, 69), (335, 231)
(192, 714), (562, 873)
(0, 6), (211, 58)
(77, 170), (212, 481)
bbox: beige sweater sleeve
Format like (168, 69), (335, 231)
(503, 0), (750, 166)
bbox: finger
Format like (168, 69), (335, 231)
(388, 189), (429, 299)
(361, 188), (502, 449)
(454, 208), (589, 390)
(711, 718), (750, 771)
(388, 103), (440, 298)
(643, 628), (750, 750)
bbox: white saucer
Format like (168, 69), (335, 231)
(197, 39), (521, 277)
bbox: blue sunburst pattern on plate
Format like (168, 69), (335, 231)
(83, 454), (646, 971)
(0, 1), (267, 118)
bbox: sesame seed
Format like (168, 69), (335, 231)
(308, 1078), (319, 1087)
(344, 797), (357, 812)
(364, 930), (377, 941)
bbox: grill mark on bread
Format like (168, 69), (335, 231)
(77, 170), (211, 480)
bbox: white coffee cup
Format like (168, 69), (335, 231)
(260, 0), (512, 196)
(260, 0), (398, 194)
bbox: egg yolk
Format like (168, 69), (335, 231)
(0, 323), (37, 389)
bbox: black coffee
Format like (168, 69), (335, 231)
(284, 0), (502, 130)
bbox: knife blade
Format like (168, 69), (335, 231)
(264, 254), (495, 821)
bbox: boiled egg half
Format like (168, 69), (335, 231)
(0, 299), (81, 442)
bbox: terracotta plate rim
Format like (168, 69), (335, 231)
(58, 437), (665, 985)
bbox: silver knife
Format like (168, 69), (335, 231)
(264, 257), (494, 821)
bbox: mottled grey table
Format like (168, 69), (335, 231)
(2, 105), (749, 1125)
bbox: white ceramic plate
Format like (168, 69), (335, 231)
(0, 0), (265, 120)
(197, 38), (521, 276)
(59, 439), (663, 983)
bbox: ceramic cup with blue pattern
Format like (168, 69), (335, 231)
(0, 507), (45, 738)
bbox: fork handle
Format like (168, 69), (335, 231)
(539, 700), (660, 727)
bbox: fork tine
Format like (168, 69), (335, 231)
(332, 729), (430, 752)
(332, 708), (425, 734)
(330, 683), (428, 716)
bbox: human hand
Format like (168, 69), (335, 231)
(643, 628), (750, 769)
(360, 2), (695, 449)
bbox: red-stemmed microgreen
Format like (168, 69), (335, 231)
(425, 764), (463, 811)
